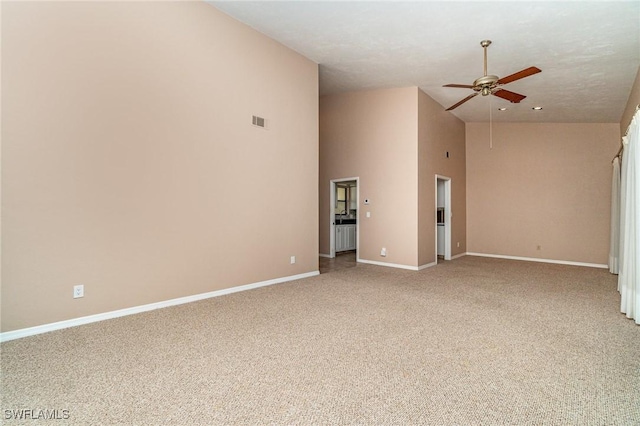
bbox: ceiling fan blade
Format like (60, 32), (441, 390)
(443, 84), (475, 89)
(492, 89), (526, 103)
(446, 93), (479, 111)
(497, 66), (541, 85)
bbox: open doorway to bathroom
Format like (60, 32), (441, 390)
(323, 178), (359, 272)
(436, 175), (452, 263)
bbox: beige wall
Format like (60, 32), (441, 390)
(1, 2), (318, 332)
(418, 90), (466, 266)
(319, 88), (419, 267)
(620, 66), (640, 133)
(466, 123), (620, 265)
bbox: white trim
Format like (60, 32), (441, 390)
(451, 252), (466, 260)
(435, 175), (452, 261)
(418, 261), (437, 270)
(330, 177), (359, 258)
(319, 253), (332, 258)
(0, 271), (319, 343)
(357, 259), (419, 271)
(466, 252), (607, 269)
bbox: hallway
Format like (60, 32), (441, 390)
(319, 251), (356, 274)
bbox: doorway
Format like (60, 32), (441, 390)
(435, 175), (452, 262)
(329, 178), (359, 259)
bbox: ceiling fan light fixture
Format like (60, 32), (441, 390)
(481, 86), (491, 96)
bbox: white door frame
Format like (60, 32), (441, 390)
(435, 175), (452, 262)
(329, 177), (359, 258)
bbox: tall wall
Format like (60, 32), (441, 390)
(1, 2), (319, 332)
(319, 88), (419, 268)
(418, 90), (466, 267)
(466, 123), (620, 265)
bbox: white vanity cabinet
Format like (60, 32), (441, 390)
(336, 224), (356, 252)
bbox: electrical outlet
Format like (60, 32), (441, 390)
(457, 242), (460, 248)
(73, 285), (84, 299)
(290, 256), (296, 264)
(381, 247), (387, 257)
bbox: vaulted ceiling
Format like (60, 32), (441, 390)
(210, 1), (639, 123)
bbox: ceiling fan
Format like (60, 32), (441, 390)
(443, 40), (541, 111)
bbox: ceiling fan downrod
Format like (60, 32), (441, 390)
(481, 40), (491, 76)
(477, 40), (498, 96)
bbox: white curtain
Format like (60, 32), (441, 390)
(618, 110), (639, 323)
(610, 156), (621, 274)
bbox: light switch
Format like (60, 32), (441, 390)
(366, 212), (371, 218)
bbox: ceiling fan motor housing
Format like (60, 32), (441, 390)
(473, 75), (499, 95)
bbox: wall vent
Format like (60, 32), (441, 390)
(252, 115), (266, 129)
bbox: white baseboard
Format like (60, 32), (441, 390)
(466, 252), (607, 269)
(358, 258), (452, 271)
(319, 253), (332, 258)
(418, 261), (437, 270)
(0, 271), (320, 343)
(357, 259), (419, 271)
(451, 252), (467, 260)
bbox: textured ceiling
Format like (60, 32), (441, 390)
(210, 1), (640, 123)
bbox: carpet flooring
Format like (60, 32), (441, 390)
(1, 256), (639, 425)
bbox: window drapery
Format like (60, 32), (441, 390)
(610, 156), (620, 275)
(618, 109), (639, 324)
